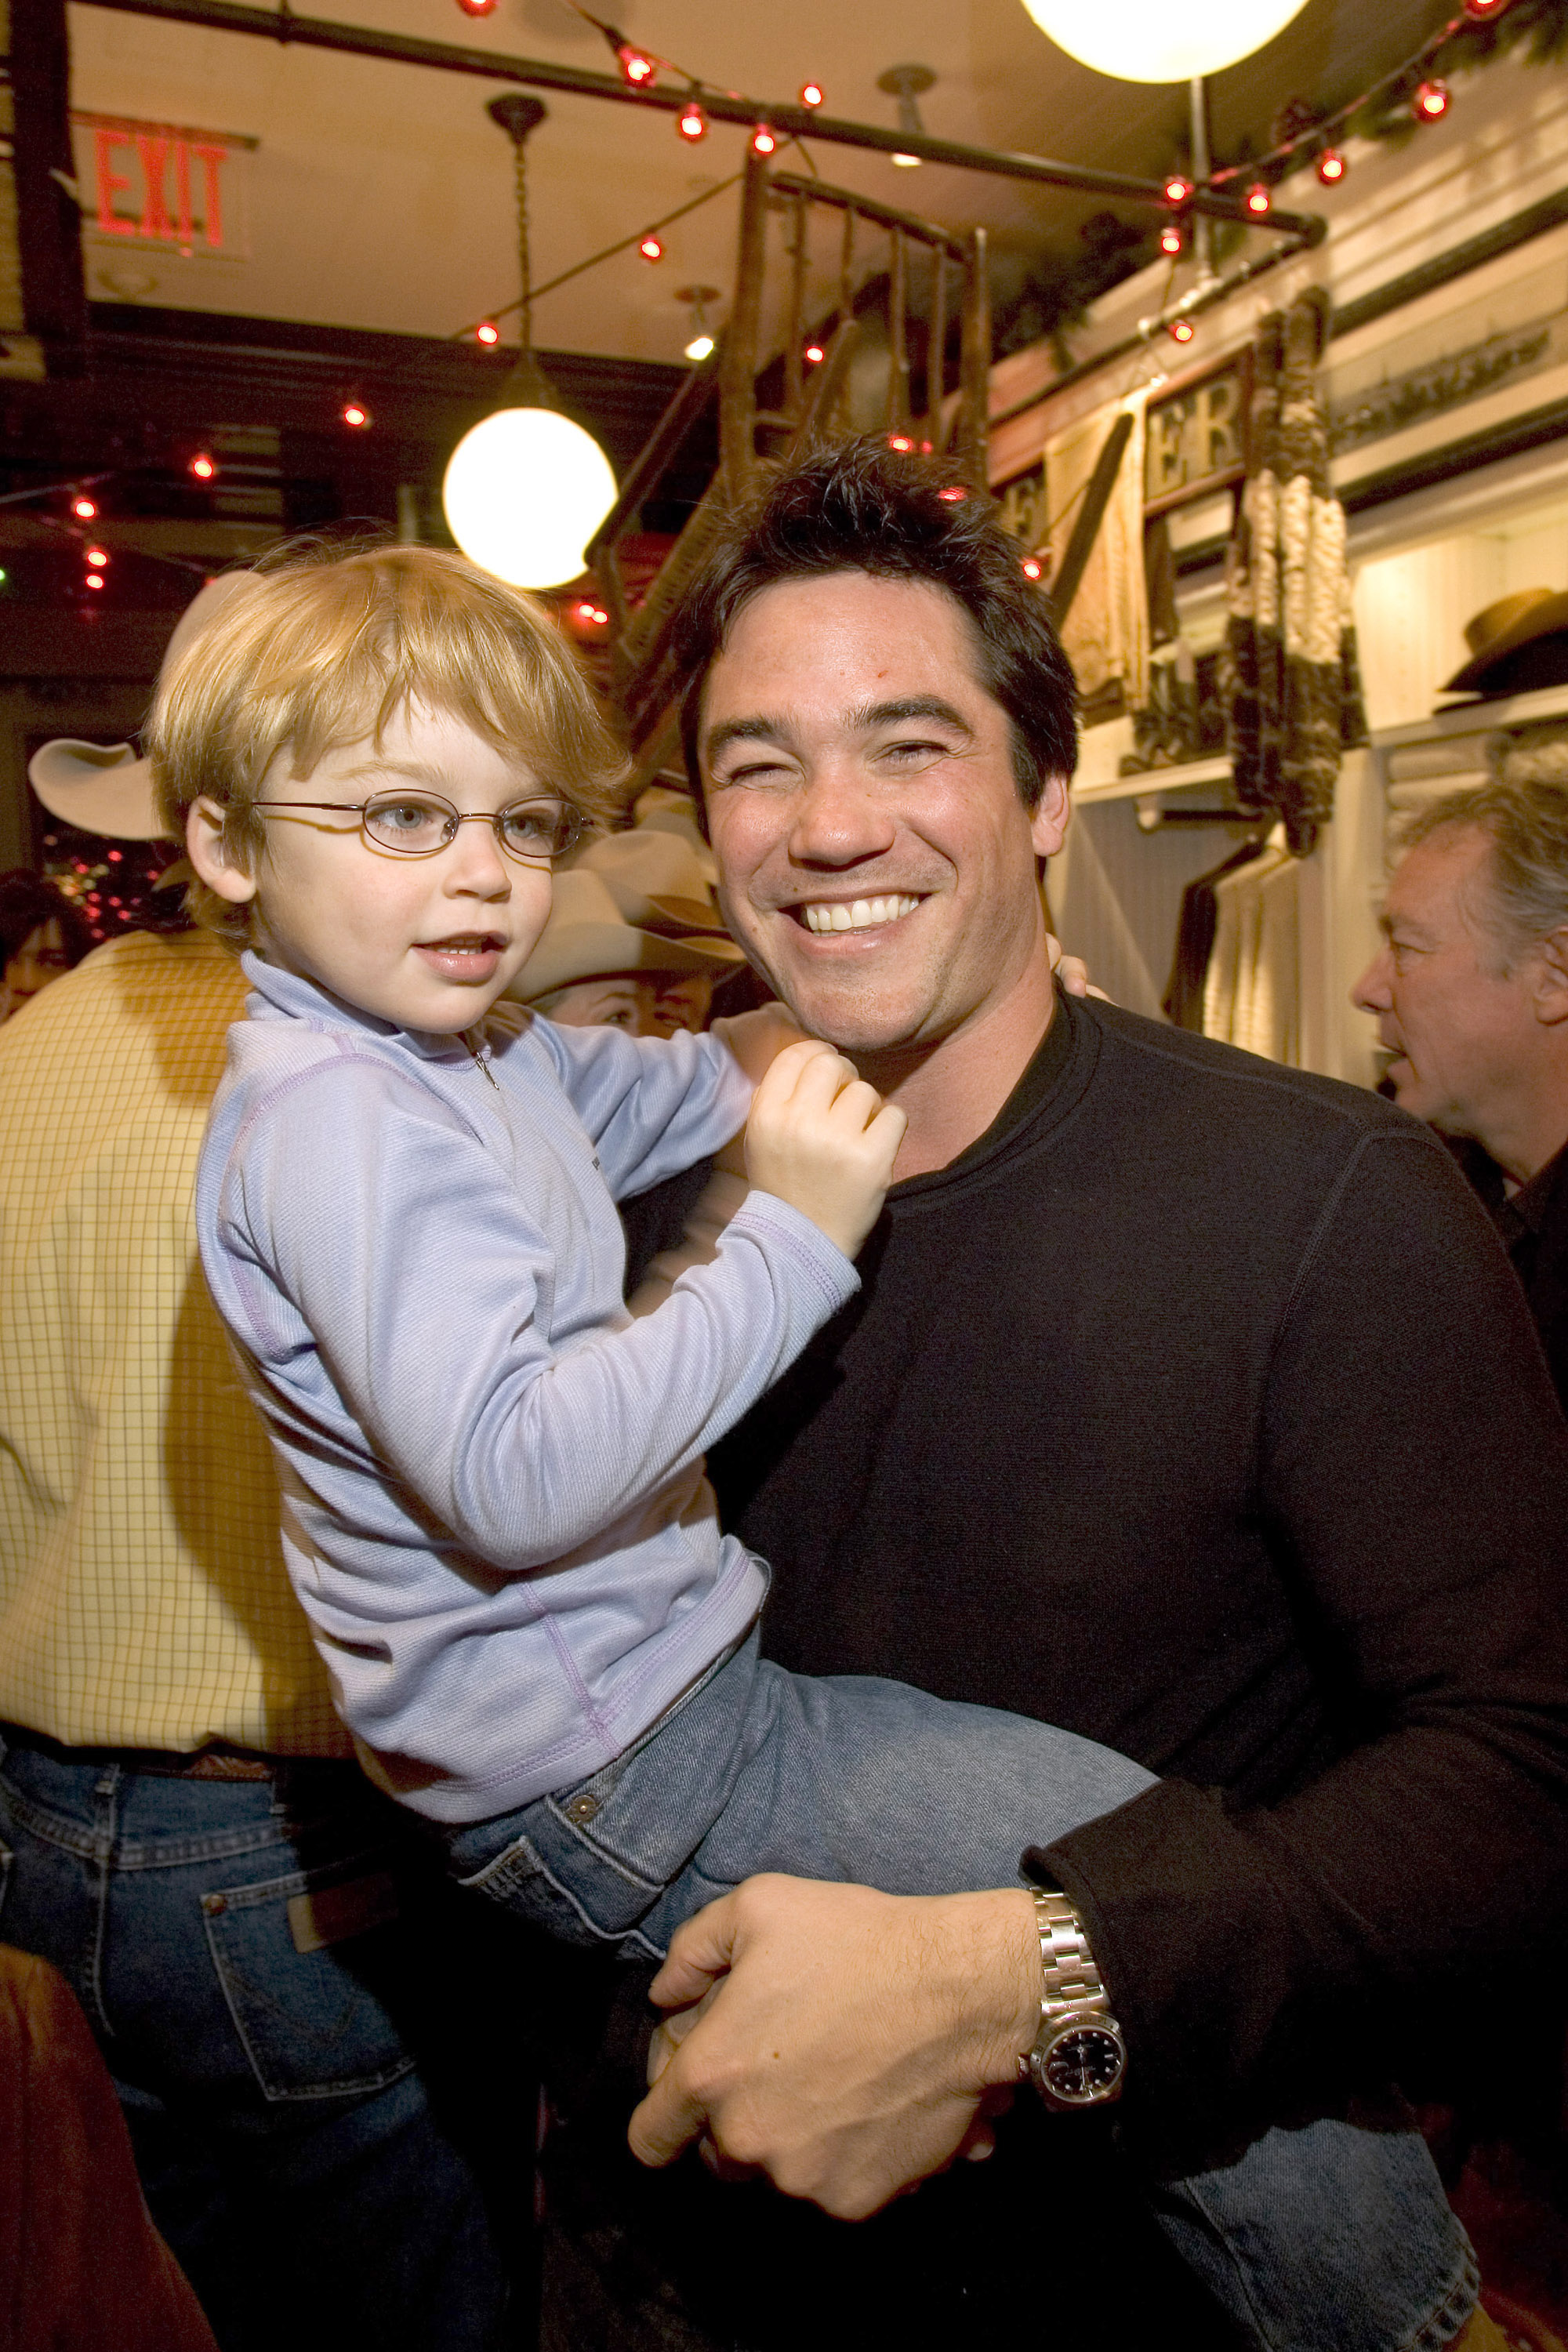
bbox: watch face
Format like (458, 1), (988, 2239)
(1042, 2027), (1125, 2106)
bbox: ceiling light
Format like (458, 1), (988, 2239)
(1316, 148), (1345, 183)
(800, 82), (824, 108)
(640, 234), (663, 261)
(1244, 183), (1271, 216)
(71, 494), (97, 519)
(879, 64), (934, 168)
(443, 93), (619, 592)
(678, 100), (707, 142)
(444, 408), (616, 590)
(477, 320), (500, 344)
(1018, 0), (1310, 84)
(679, 284), (720, 366)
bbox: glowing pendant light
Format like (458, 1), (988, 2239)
(442, 95), (617, 591)
(1018, 0), (1311, 84)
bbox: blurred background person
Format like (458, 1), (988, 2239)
(1, 572), (528, 2352)
(1352, 757), (1568, 1406)
(0, 867), (93, 1021)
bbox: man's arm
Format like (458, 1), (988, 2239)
(1041, 1123), (1568, 2135)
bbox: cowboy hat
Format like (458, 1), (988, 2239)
(1443, 587), (1568, 695)
(508, 869), (742, 1005)
(575, 824), (730, 937)
(27, 572), (262, 840)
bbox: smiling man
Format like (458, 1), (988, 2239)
(1353, 773), (1568, 1406)
(526, 441), (1568, 2352)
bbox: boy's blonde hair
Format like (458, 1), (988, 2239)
(148, 542), (627, 944)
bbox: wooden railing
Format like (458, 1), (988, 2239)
(587, 148), (993, 793)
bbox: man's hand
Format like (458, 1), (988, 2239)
(745, 1042), (907, 1259)
(627, 1875), (1040, 2221)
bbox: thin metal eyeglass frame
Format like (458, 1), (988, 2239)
(251, 793), (586, 865)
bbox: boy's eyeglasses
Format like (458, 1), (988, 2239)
(252, 789), (586, 866)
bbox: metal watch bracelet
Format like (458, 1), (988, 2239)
(1017, 1883), (1127, 2103)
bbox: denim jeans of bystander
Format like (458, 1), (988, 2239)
(0, 1726), (532, 2352)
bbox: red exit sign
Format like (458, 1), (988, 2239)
(71, 113), (256, 256)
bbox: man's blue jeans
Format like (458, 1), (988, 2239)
(445, 1631), (1478, 2352)
(0, 1727), (522, 2352)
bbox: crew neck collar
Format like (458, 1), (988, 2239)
(889, 985), (1087, 1203)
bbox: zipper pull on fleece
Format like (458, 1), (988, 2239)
(465, 1032), (499, 1090)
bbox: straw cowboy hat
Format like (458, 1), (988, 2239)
(27, 572), (260, 840)
(575, 822), (729, 937)
(509, 869), (742, 1004)
(1443, 587), (1568, 696)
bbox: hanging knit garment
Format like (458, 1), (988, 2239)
(1224, 292), (1367, 856)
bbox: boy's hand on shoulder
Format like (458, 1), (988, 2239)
(745, 1040), (906, 1260)
(710, 1002), (809, 1086)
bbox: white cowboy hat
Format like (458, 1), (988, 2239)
(27, 572), (262, 840)
(509, 868), (742, 1005)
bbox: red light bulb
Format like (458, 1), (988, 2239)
(1160, 224), (1183, 255)
(85, 572), (105, 590)
(887, 434), (914, 452)
(640, 234), (663, 262)
(476, 320), (500, 344)
(456, 0), (499, 15)
(752, 124), (776, 155)
(677, 100), (707, 142)
(1168, 318), (1196, 344)
(1463, 0), (1508, 18)
(1021, 557), (1043, 581)
(1413, 78), (1449, 121)
(1163, 175), (1192, 207)
(71, 495), (97, 520)
(800, 82), (823, 108)
(938, 487), (967, 503)
(803, 341), (825, 365)
(591, 608), (608, 626)
(1244, 182), (1271, 216)
(1316, 148), (1345, 183)
(190, 454), (216, 481)
(616, 43), (656, 85)
(85, 545), (109, 567)
(342, 402), (369, 428)
(576, 601), (596, 619)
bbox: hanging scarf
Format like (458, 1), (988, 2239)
(1225, 292), (1367, 855)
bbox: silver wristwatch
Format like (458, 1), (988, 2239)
(1018, 1882), (1127, 2111)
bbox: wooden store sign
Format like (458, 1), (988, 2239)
(70, 113), (256, 257)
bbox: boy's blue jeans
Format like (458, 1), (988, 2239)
(445, 1628), (1477, 2352)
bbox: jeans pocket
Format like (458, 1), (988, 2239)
(201, 1841), (419, 2103)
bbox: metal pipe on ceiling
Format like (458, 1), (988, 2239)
(77, 0), (1326, 241)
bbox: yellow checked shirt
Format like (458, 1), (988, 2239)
(0, 929), (351, 1755)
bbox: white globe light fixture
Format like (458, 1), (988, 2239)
(443, 406), (617, 590)
(442, 95), (618, 591)
(1017, 0), (1310, 82)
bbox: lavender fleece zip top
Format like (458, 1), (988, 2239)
(195, 956), (860, 1824)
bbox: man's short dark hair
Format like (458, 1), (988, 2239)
(671, 437), (1078, 809)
